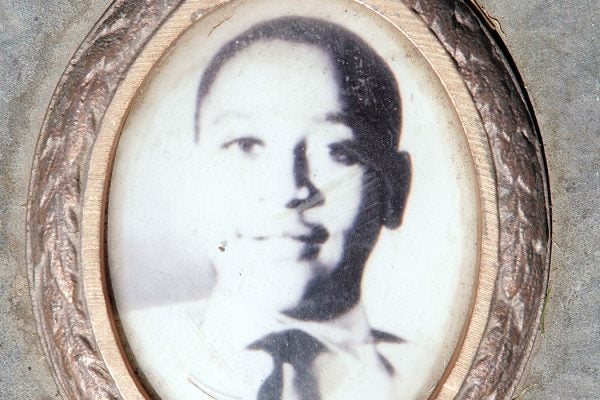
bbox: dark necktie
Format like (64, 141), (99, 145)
(248, 329), (328, 400)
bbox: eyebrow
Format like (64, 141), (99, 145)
(195, 110), (249, 143)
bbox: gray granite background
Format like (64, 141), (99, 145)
(0, 2), (111, 398)
(0, 1), (597, 399)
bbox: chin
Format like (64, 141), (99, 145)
(310, 239), (345, 272)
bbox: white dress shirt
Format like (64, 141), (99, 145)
(188, 292), (402, 400)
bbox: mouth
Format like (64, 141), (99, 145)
(246, 226), (330, 261)
(291, 225), (329, 261)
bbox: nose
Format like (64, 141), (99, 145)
(286, 140), (324, 211)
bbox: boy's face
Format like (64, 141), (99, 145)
(195, 40), (368, 309)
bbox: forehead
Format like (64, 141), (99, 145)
(198, 40), (343, 122)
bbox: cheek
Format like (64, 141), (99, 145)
(199, 153), (296, 233)
(193, 155), (259, 230)
(306, 159), (365, 231)
(323, 172), (363, 229)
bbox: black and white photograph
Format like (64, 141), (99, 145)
(107, 1), (479, 399)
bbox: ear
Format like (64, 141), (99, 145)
(382, 151), (411, 229)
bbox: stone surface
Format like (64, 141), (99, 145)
(0, 1), (110, 398)
(475, 2), (600, 399)
(0, 1), (597, 399)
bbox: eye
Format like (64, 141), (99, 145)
(328, 142), (359, 166)
(222, 137), (265, 154)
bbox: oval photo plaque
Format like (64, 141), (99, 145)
(108, 2), (481, 398)
(26, 1), (550, 399)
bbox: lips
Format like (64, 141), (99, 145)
(293, 225), (329, 244)
(292, 225), (329, 261)
(248, 226), (330, 261)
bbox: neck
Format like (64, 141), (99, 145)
(200, 289), (372, 353)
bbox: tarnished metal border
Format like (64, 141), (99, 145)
(402, 2), (551, 399)
(26, 1), (550, 399)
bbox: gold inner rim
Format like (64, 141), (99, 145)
(81, 1), (499, 399)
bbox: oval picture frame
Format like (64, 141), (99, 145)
(26, 1), (550, 399)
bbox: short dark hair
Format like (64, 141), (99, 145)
(195, 16), (410, 229)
